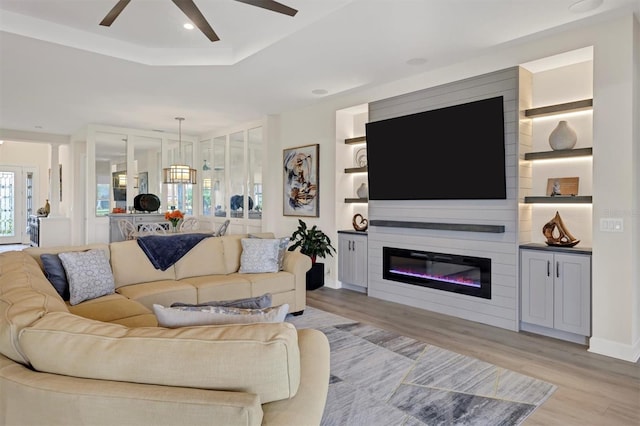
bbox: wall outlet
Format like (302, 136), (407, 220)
(600, 218), (624, 232)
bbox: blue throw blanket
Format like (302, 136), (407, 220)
(137, 233), (212, 271)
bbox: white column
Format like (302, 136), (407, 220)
(49, 142), (61, 216)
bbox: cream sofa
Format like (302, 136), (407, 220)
(0, 233), (330, 426)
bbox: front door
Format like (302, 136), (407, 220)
(0, 167), (36, 245)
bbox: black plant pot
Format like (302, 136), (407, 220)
(306, 262), (324, 291)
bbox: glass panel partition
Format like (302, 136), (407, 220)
(229, 131), (245, 218)
(132, 136), (162, 202)
(200, 139), (213, 216)
(95, 132), (127, 216)
(212, 136), (226, 217)
(248, 126), (263, 220)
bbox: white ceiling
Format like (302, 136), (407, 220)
(0, 0), (638, 137)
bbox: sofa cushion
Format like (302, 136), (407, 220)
(68, 294), (157, 327)
(40, 253), (70, 300)
(58, 250), (115, 305)
(240, 271), (296, 296)
(180, 275), (252, 303)
(20, 312), (301, 404)
(173, 236), (227, 280)
(116, 280), (197, 311)
(171, 293), (272, 310)
(153, 304), (289, 328)
(239, 238), (280, 273)
(110, 240), (176, 288)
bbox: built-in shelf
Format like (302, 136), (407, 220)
(345, 166), (367, 173)
(524, 98), (593, 118)
(524, 196), (592, 204)
(345, 136), (366, 145)
(524, 147), (592, 161)
(345, 197), (368, 203)
(370, 220), (505, 233)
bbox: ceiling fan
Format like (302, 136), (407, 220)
(99, 0), (298, 42)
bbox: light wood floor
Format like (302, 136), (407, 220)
(306, 287), (639, 426)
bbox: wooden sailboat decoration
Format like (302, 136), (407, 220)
(542, 211), (580, 247)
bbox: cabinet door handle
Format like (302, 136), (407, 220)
(348, 241), (352, 251)
(547, 260), (550, 277)
(556, 261), (560, 278)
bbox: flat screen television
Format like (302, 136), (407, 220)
(365, 96), (506, 200)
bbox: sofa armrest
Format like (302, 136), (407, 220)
(0, 353), (263, 426)
(281, 251), (312, 312)
(262, 328), (330, 425)
(19, 312), (300, 404)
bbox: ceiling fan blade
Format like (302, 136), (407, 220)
(171, 0), (220, 42)
(99, 0), (132, 26)
(234, 0), (298, 17)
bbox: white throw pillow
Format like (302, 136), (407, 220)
(58, 249), (115, 305)
(153, 303), (290, 328)
(239, 238), (280, 273)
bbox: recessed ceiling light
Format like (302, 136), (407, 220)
(312, 89), (328, 96)
(184, 23), (194, 30)
(406, 57), (427, 66)
(568, 0), (603, 13)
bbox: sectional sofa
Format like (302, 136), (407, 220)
(0, 233), (330, 426)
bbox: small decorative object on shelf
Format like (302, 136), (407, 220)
(356, 182), (368, 199)
(354, 147), (367, 168)
(352, 213), (369, 232)
(37, 199), (50, 216)
(542, 211), (580, 247)
(546, 177), (579, 196)
(165, 209), (184, 232)
(549, 120), (577, 150)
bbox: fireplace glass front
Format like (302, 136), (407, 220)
(383, 247), (491, 299)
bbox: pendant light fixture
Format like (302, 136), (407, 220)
(163, 117), (197, 184)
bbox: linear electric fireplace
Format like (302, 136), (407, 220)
(383, 247), (491, 299)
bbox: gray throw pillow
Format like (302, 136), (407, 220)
(58, 249), (115, 305)
(249, 234), (290, 270)
(239, 238), (280, 273)
(171, 293), (272, 310)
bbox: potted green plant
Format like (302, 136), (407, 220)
(288, 219), (336, 290)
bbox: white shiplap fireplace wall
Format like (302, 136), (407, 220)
(366, 67), (523, 331)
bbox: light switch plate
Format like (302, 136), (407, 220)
(600, 218), (624, 232)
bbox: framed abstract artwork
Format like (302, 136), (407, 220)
(283, 144), (319, 217)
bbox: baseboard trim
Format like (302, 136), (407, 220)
(588, 336), (640, 362)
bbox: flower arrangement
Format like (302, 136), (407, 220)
(165, 209), (184, 229)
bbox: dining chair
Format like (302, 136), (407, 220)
(179, 217), (200, 232)
(137, 222), (167, 237)
(214, 219), (231, 237)
(118, 219), (137, 240)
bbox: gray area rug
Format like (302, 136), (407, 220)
(286, 307), (556, 426)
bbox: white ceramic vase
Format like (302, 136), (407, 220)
(548, 120), (577, 150)
(356, 182), (368, 198)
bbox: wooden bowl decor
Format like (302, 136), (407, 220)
(542, 211), (579, 247)
(352, 213), (368, 232)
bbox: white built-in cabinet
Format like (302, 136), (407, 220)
(338, 231), (368, 291)
(520, 245), (591, 344)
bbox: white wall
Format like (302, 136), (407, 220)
(270, 13), (638, 361)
